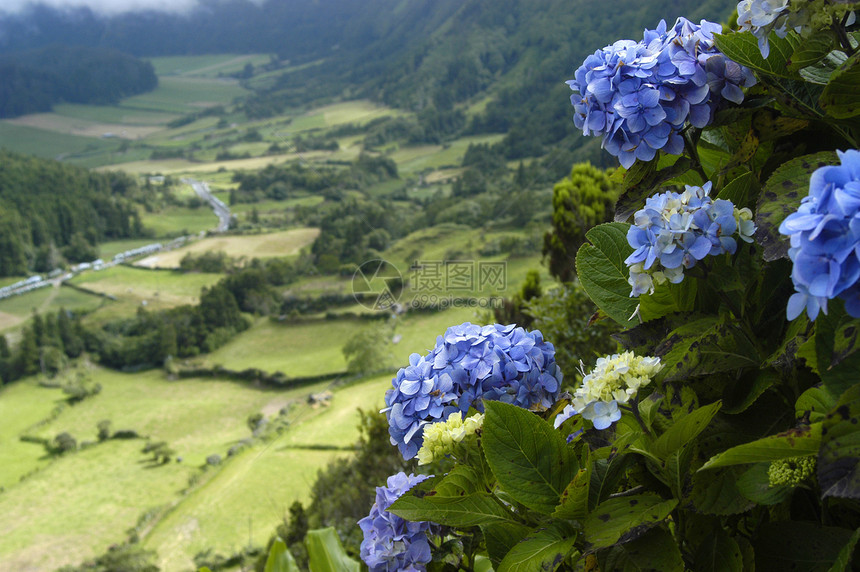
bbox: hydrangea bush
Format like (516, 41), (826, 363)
(354, 2), (860, 570)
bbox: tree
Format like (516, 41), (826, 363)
(342, 323), (394, 376)
(543, 163), (618, 282)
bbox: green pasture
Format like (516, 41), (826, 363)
(147, 54), (272, 78)
(0, 285), (103, 332)
(52, 104), (179, 126)
(122, 77), (248, 114)
(69, 266), (222, 308)
(0, 438), (194, 572)
(144, 372), (393, 570)
(203, 317), (364, 375)
(390, 134), (506, 175)
(139, 206), (218, 237)
(228, 195), (324, 214)
(0, 121), (117, 160)
(0, 378), (66, 489)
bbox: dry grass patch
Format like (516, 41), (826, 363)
(135, 228), (320, 268)
(5, 113), (162, 140)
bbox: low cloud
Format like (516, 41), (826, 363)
(1, 0), (203, 15)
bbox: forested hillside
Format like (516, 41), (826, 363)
(0, 45), (158, 118)
(0, 0), (735, 165)
(0, 150), (146, 276)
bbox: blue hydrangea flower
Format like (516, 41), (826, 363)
(779, 149), (860, 320)
(625, 182), (756, 296)
(383, 323), (563, 459)
(359, 472), (438, 572)
(568, 17), (755, 168)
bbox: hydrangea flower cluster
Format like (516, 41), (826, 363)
(555, 352), (662, 430)
(625, 182), (756, 296)
(417, 412), (484, 465)
(779, 150), (860, 320)
(767, 455), (816, 487)
(568, 17), (756, 168)
(383, 323), (563, 459)
(359, 472), (438, 572)
(737, 0), (792, 57)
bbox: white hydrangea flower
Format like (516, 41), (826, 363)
(416, 412), (484, 465)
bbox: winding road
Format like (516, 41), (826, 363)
(182, 177), (232, 233)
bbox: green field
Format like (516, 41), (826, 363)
(52, 103), (179, 126)
(139, 206), (218, 237)
(0, 285), (104, 332)
(0, 121), (119, 160)
(148, 54), (272, 78)
(70, 266), (222, 308)
(122, 77), (249, 114)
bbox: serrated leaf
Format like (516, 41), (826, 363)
(482, 401), (579, 514)
(789, 35), (837, 71)
(694, 530), (743, 572)
(305, 528), (359, 572)
(605, 527), (684, 572)
(818, 384), (860, 499)
(652, 401), (722, 459)
(754, 522), (856, 572)
(713, 30), (801, 80)
(553, 462), (591, 521)
(589, 450), (636, 510)
(755, 151), (839, 261)
(723, 370), (779, 414)
(796, 385), (838, 423)
(655, 316), (756, 383)
(736, 462), (793, 505)
(699, 422), (822, 470)
(827, 527), (860, 572)
(639, 279), (697, 322)
(389, 466), (515, 526)
(716, 171), (758, 210)
(264, 538), (299, 572)
(582, 494), (677, 550)
(692, 466), (756, 515)
(575, 223), (637, 328)
(482, 522), (533, 568)
(820, 50), (860, 118)
(497, 523), (578, 572)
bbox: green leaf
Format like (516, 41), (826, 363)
(482, 522), (533, 568)
(264, 538), (299, 572)
(694, 530), (743, 572)
(755, 151), (839, 261)
(820, 50), (860, 118)
(604, 527), (684, 572)
(575, 223), (637, 328)
(639, 279), (697, 321)
(754, 522), (856, 572)
(713, 31), (800, 80)
(691, 466), (756, 515)
(716, 171), (758, 210)
(815, 305), (860, 396)
(655, 316), (756, 383)
(482, 401), (578, 514)
(819, 384), (860, 499)
(652, 401), (722, 459)
(582, 494), (677, 550)
(389, 487), (514, 527)
(475, 555), (494, 572)
(827, 527), (860, 572)
(305, 528), (359, 572)
(497, 523), (577, 572)
(796, 385), (838, 423)
(699, 422), (822, 470)
(552, 462), (591, 521)
(789, 35), (837, 72)
(723, 370), (779, 415)
(736, 462), (793, 505)
(589, 449), (636, 510)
